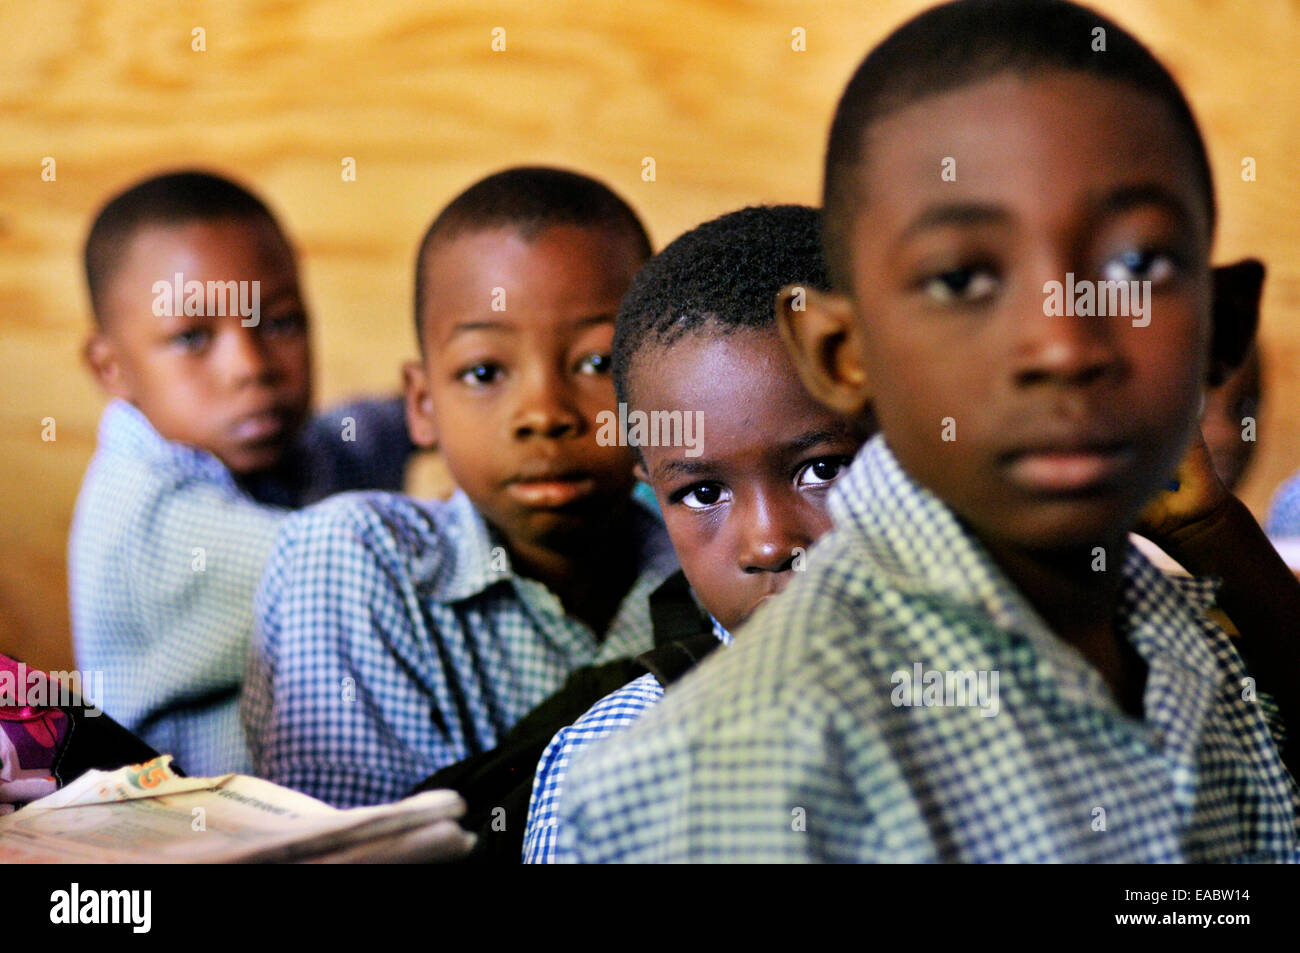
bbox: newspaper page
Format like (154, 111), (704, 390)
(0, 756), (474, 863)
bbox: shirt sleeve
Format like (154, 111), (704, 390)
(522, 725), (577, 864)
(241, 497), (444, 808)
(1265, 474), (1300, 537)
(522, 673), (664, 864)
(112, 478), (286, 773)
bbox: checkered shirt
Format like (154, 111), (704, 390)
(69, 398), (409, 777)
(557, 435), (1300, 863)
(523, 617), (731, 864)
(1266, 472), (1300, 538)
(242, 489), (678, 808)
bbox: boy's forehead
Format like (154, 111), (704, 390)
(128, 216), (289, 260)
(850, 72), (1209, 242)
(102, 217), (296, 326)
(420, 223), (642, 343)
(628, 327), (780, 403)
(632, 329), (852, 458)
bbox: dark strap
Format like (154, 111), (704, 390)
(410, 570), (719, 862)
(647, 569), (713, 647)
(636, 631), (723, 688)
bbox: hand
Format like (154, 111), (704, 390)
(1135, 429), (1233, 545)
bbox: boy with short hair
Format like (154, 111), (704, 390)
(522, 205), (870, 862)
(72, 170), (410, 777)
(558, 0), (1300, 862)
(242, 167), (679, 808)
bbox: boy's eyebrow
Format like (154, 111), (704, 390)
(900, 203), (1011, 242)
(446, 320), (516, 338)
(443, 313), (613, 341)
(1092, 183), (1198, 227)
(779, 427), (850, 455)
(653, 457), (718, 480)
(651, 427), (852, 480)
(572, 313), (615, 328)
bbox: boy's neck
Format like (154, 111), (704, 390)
(981, 533), (1146, 719)
(506, 504), (641, 640)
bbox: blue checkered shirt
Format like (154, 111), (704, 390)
(557, 435), (1300, 862)
(70, 398), (409, 777)
(242, 489), (678, 808)
(523, 617), (731, 864)
(1266, 473), (1300, 538)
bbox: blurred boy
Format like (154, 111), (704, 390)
(558, 0), (1299, 862)
(72, 171), (410, 776)
(242, 167), (678, 808)
(523, 205), (869, 861)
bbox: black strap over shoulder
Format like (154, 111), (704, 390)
(409, 569), (722, 863)
(635, 631), (723, 689)
(647, 569), (712, 647)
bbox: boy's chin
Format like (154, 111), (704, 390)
(491, 491), (634, 550)
(219, 441), (292, 477)
(965, 499), (1140, 560)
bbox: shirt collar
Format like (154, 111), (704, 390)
(830, 435), (1225, 682)
(421, 490), (677, 605)
(711, 617), (733, 647)
(98, 399), (238, 489)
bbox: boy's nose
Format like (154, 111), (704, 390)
(224, 326), (278, 385)
(1010, 279), (1123, 388)
(512, 370), (582, 439)
(736, 494), (809, 575)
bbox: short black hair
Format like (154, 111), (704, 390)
(612, 204), (829, 407)
(84, 170), (281, 324)
(414, 166), (651, 349)
(823, 0), (1216, 291)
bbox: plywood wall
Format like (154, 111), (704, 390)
(2, 0), (1298, 670)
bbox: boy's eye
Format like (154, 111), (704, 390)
(262, 312), (306, 337)
(797, 456), (851, 487)
(457, 362), (504, 387)
(1102, 249), (1177, 285)
(677, 482), (730, 510)
(576, 353), (612, 376)
(922, 266), (999, 305)
(171, 328), (211, 352)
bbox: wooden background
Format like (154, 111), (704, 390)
(2, 0), (1298, 670)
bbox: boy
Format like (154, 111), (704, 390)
(242, 167), (679, 808)
(522, 205), (869, 862)
(558, 0), (1299, 862)
(71, 170), (411, 777)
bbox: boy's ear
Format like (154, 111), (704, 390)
(775, 284), (871, 416)
(83, 331), (133, 401)
(1208, 258), (1265, 387)
(402, 359), (439, 449)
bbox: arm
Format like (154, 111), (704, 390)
(242, 500), (443, 807)
(1136, 435), (1300, 778)
(113, 480), (286, 773)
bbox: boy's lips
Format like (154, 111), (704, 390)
(744, 574), (796, 620)
(505, 472), (597, 508)
(231, 408), (290, 444)
(1000, 442), (1136, 494)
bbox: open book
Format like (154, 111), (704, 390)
(0, 756), (474, 863)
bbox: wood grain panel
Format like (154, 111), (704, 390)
(2, 0), (1297, 669)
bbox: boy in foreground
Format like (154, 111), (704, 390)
(558, 0), (1299, 862)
